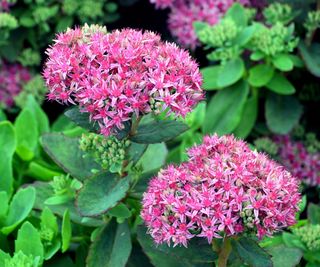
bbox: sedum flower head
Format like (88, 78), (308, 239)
(44, 26), (203, 136)
(293, 224), (320, 251)
(141, 135), (300, 247)
(274, 135), (320, 186)
(0, 61), (31, 110)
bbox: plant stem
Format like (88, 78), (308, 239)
(129, 116), (142, 136)
(217, 237), (232, 267)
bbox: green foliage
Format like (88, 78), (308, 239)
(137, 226), (217, 267)
(231, 237), (272, 267)
(76, 172), (131, 217)
(265, 93), (303, 134)
(130, 119), (188, 144)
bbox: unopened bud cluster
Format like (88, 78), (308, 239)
(5, 251), (38, 267)
(79, 133), (130, 172)
(263, 3), (293, 25)
(252, 22), (298, 56)
(50, 174), (72, 196)
(254, 137), (279, 156)
(293, 224), (320, 251)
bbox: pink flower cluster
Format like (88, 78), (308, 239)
(44, 26), (203, 136)
(150, 0), (252, 49)
(274, 135), (320, 186)
(141, 135), (300, 247)
(0, 61), (31, 109)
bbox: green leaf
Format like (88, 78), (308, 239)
(137, 226), (216, 267)
(201, 65), (221, 90)
(137, 143), (167, 172)
(41, 207), (58, 234)
(299, 42), (320, 77)
(14, 108), (38, 161)
(266, 73), (295, 95)
(130, 120), (188, 144)
(266, 245), (302, 267)
(25, 95), (49, 134)
(41, 133), (101, 181)
(248, 64), (274, 87)
(76, 172), (131, 217)
(233, 94), (258, 138)
(108, 203), (131, 219)
(217, 58), (245, 88)
(15, 222), (44, 264)
(231, 237), (272, 267)
(64, 107), (99, 132)
(272, 54), (294, 71)
(87, 220), (132, 267)
(33, 182), (103, 228)
(0, 192), (8, 222)
(225, 3), (248, 27)
(0, 121), (16, 195)
(308, 203), (320, 224)
(203, 80), (249, 134)
(282, 232), (306, 251)
(233, 24), (257, 47)
(61, 209), (72, 253)
(52, 114), (77, 132)
(185, 102), (206, 130)
(250, 51), (265, 61)
(0, 110), (6, 122)
(265, 94), (303, 134)
(2, 187), (36, 235)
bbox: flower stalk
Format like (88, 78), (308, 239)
(217, 237), (232, 267)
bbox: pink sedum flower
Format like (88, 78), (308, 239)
(274, 135), (320, 186)
(0, 60), (31, 109)
(141, 135), (300, 247)
(43, 26), (203, 136)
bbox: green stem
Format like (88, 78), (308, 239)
(129, 116), (142, 136)
(217, 237), (232, 267)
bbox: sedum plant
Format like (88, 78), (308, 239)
(195, 3), (303, 138)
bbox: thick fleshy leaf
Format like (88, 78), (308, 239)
(2, 187), (36, 235)
(0, 121), (16, 195)
(87, 220), (132, 267)
(128, 142), (148, 164)
(14, 108), (38, 161)
(266, 72), (295, 95)
(25, 95), (49, 134)
(130, 120), (188, 144)
(272, 54), (294, 71)
(248, 64), (274, 87)
(231, 237), (272, 267)
(217, 58), (245, 88)
(299, 42), (320, 77)
(15, 222), (44, 264)
(203, 80), (249, 134)
(76, 172), (131, 217)
(265, 94), (303, 134)
(308, 203), (320, 224)
(233, 95), (258, 138)
(64, 107), (99, 132)
(32, 182), (103, 227)
(41, 133), (101, 181)
(201, 65), (221, 90)
(225, 3), (248, 27)
(266, 245), (302, 267)
(137, 143), (167, 172)
(61, 209), (72, 253)
(137, 226), (216, 267)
